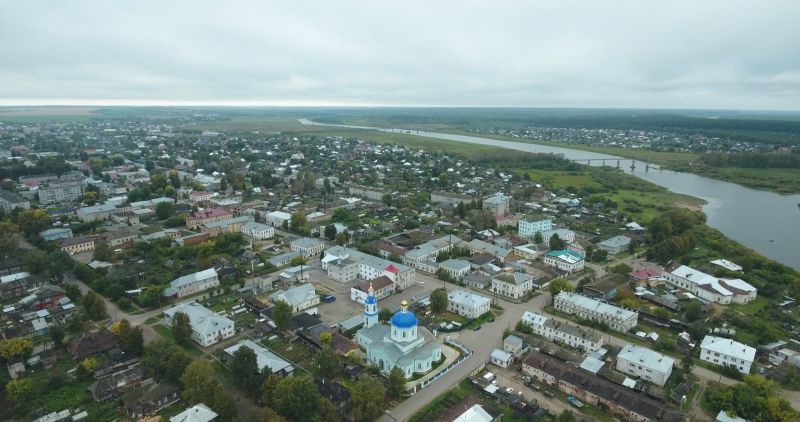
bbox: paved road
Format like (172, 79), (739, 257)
(68, 278), (163, 343)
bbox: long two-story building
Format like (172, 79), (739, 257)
(521, 311), (604, 352)
(522, 351), (684, 422)
(491, 272), (533, 299)
(663, 264), (757, 305)
(163, 268), (219, 298)
(554, 292), (638, 333)
(616, 344), (674, 386)
(700, 335), (756, 375)
(323, 246), (416, 290)
(163, 301), (235, 347)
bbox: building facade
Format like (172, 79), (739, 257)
(58, 236), (96, 254)
(553, 292), (638, 333)
(265, 211), (291, 227)
(522, 351), (684, 422)
(700, 335), (756, 374)
(664, 265), (757, 305)
(491, 272), (533, 299)
(616, 345), (674, 386)
(350, 276), (395, 304)
(327, 258), (358, 283)
(0, 189), (30, 211)
(163, 301), (235, 347)
(40, 227), (73, 241)
(483, 193), (510, 216)
(240, 221), (274, 240)
(438, 259), (471, 280)
(291, 237), (325, 258)
(448, 289), (490, 319)
(164, 268), (219, 298)
(597, 235), (631, 254)
(521, 311), (604, 352)
(186, 207), (232, 229)
(543, 250), (585, 273)
(518, 218), (553, 238)
(430, 191), (473, 206)
(323, 246), (416, 290)
(270, 284), (320, 313)
(37, 179), (83, 204)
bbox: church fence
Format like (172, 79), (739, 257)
(417, 339), (473, 390)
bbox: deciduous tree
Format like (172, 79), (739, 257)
(430, 289), (448, 313)
(379, 308), (392, 322)
(155, 201), (174, 220)
(312, 346), (340, 379)
(5, 378), (33, 405)
(172, 311), (192, 345)
(549, 233), (565, 250)
(548, 278), (574, 296)
(230, 345), (261, 396)
(351, 375), (385, 422)
(0, 338), (33, 361)
(387, 366), (405, 399)
(324, 224), (336, 241)
(273, 300), (292, 332)
(180, 359), (216, 404)
(272, 375), (321, 421)
(93, 240), (114, 262)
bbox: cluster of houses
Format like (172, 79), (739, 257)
(0, 117), (785, 422)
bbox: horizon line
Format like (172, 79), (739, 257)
(0, 100), (798, 113)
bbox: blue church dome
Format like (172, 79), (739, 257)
(390, 310), (417, 328)
(365, 294), (377, 305)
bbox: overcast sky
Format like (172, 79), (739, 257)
(1, 1), (799, 109)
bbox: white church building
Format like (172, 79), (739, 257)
(356, 285), (442, 379)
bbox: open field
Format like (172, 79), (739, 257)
(687, 166), (800, 194)
(0, 106), (98, 122)
(587, 189), (705, 223)
(0, 106), (98, 116)
(199, 115), (510, 159)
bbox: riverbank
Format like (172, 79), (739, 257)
(438, 129), (800, 195)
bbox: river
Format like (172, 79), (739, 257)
(298, 119), (800, 269)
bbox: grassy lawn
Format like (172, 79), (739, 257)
(465, 311), (495, 330)
(587, 188), (705, 224)
(688, 166), (800, 195)
(729, 296), (769, 316)
(144, 316), (161, 325)
(262, 337), (313, 371)
(152, 324), (204, 356)
(680, 382), (700, 412)
(520, 169), (601, 190)
(429, 311), (467, 325)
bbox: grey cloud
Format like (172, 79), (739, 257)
(0, 0), (799, 109)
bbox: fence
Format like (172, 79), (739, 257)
(416, 339), (474, 390)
